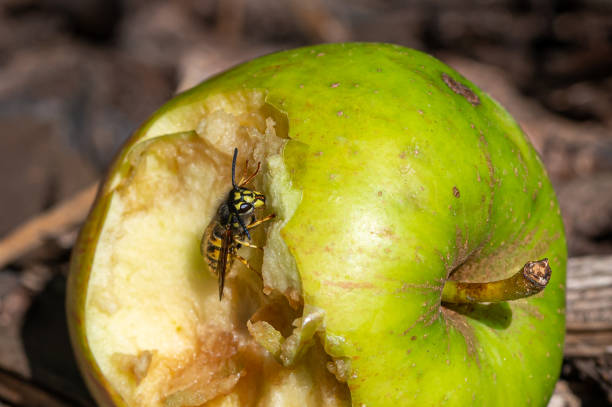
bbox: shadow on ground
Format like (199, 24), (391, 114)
(21, 273), (95, 407)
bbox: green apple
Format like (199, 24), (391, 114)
(67, 43), (566, 407)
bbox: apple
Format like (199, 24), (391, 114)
(67, 43), (566, 406)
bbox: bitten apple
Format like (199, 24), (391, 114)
(67, 43), (566, 407)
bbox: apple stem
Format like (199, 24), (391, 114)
(441, 259), (552, 304)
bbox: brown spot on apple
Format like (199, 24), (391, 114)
(441, 73), (481, 106)
(453, 186), (460, 198)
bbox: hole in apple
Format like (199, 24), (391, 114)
(82, 90), (350, 406)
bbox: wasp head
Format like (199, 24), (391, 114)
(230, 187), (265, 216)
(228, 148), (268, 238)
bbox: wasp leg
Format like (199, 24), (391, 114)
(234, 238), (263, 250)
(246, 213), (276, 230)
(234, 254), (262, 278)
(234, 213), (276, 250)
(238, 160), (261, 186)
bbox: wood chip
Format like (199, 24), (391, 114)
(0, 183), (98, 269)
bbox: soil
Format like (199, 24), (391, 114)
(0, 0), (610, 405)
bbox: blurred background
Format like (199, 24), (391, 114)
(0, 0), (610, 405)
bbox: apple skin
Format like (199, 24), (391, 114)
(67, 43), (566, 406)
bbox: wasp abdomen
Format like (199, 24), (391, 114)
(202, 220), (234, 274)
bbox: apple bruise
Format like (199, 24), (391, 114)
(84, 91), (350, 406)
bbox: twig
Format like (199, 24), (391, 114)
(0, 366), (93, 407)
(0, 183), (98, 269)
(563, 255), (612, 402)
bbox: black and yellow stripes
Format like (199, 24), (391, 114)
(201, 149), (275, 300)
(201, 222), (234, 272)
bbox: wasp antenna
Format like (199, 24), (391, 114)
(231, 148), (238, 187)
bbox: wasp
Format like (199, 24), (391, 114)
(201, 148), (275, 300)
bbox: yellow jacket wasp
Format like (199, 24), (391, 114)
(201, 148), (275, 300)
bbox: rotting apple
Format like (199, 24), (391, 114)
(67, 43), (566, 407)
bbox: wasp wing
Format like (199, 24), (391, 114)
(217, 227), (233, 300)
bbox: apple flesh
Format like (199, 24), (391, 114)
(67, 43), (566, 407)
(69, 93), (349, 406)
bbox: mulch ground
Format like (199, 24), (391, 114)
(0, 1), (610, 405)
